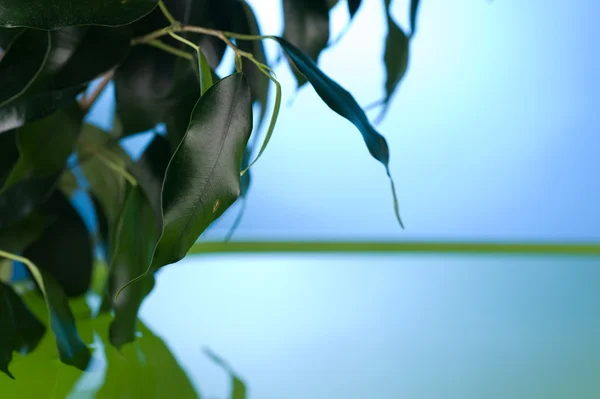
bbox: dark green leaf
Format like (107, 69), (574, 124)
(0, 282), (45, 379)
(205, 349), (247, 399)
(0, 174), (57, 230)
(232, 0), (270, 129)
(410, 0), (421, 37)
(0, 212), (49, 254)
(150, 73), (252, 270)
(0, 0), (158, 30)
(378, 4), (409, 122)
(0, 27), (24, 48)
(108, 186), (158, 348)
(0, 27), (130, 133)
(23, 192), (93, 298)
(0, 130), (19, 187)
(2, 104), (82, 191)
(275, 37), (403, 226)
(348, 0), (362, 17)
(131, 134), (172, 226)
(282, 0), (330, 87)
(0, 30), (50, 107)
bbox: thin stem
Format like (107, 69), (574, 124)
(188, 241), (600, 257)
(158, 0), (178, 26)
(94, 151), (137, 187)
(147, 40), (194, 61)
(168, 31), (199, 51)
(223, 32), (277, 42)
(79, 71), (114, 112)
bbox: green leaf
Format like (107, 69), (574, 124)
(0, 212), (49, 254)
(282, 0), (330, 87)
(0, 174), (58, 230)
(0, 27), (130, 133)
(410, 0), (421, 37)
(205, 349), (247, 399)
(23, 192), (93, 298)
(0, 27), (24, 48)
(108, 187), (158, 348)
(0, 0), (158, 30)
(0, 282), (45, 379)
(275, 37), (403, 226)
(2, 104), (82, 191)
(0, 30), (50, 107)
(378, 2), (409, 122)
(7, 255), (91, 371)
(150, 73), (252, 270)
(232, 0), (270, 129)
(347, 0), (362, 18)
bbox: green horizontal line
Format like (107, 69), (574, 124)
(189, 242), (600, 257)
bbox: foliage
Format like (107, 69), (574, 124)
(0, 0), (419, 379)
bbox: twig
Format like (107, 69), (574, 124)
(79, 71), (114, 113)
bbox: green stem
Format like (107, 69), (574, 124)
(158, 0), (178, 26)
(188, 241), (600, 257)
(147, 40), (194, 61)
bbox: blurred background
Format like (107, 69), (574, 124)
(49, 0), (600, 397)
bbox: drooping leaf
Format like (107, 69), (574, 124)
(378, 2), (409, 122)
(275, 37), (403, 226)
(0, 0), (158, 30)
(0, 30), (50, 107)
(23, 192), (93, 298)
(410, 0), (421, 37)
(0, 174), (58, 230)
(347, 0), (362, 18)
(2, 103), (82, 191)
(0, 281), (45, 379)
(0, 27), (130, 133)
(16, 258), (91, 370)
(205, 349), (247, 399)
(232, 0), (270, 129)
(282, 0), (330, 87)
(150, 73), (252, 270)
(108, 186), (158, 348)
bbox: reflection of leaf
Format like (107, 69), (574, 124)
(282, 0), (330, 87)
(275, 37), (403, 226)
(205, 348), (247, 399)
(0, 281), (45, 379)
(150, 73), (252, 270)
(410, 0), (421, 37)
(0, 0), (157, 30)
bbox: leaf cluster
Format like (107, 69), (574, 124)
(0, 0), (419, 377)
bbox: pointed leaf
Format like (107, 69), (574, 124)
(0, 0), (158, 30)
(378, 6), (409, 121)
(347, 0), (362, 18)
(282, 0), (330, 87)
(205, 349), (247, 399)
(151, 73), (252, 269)
(410, 0), (421, 36)
(0, 282), (45, 379)
(275, 37), (403, 226)
(0, 30), (50, 107)
(23, 192), (93, 298)
(108, 186), (158, 348)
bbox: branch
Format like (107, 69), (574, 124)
(79, 71), (114, 113)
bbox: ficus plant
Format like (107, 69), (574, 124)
(0, 0), (420, 378)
